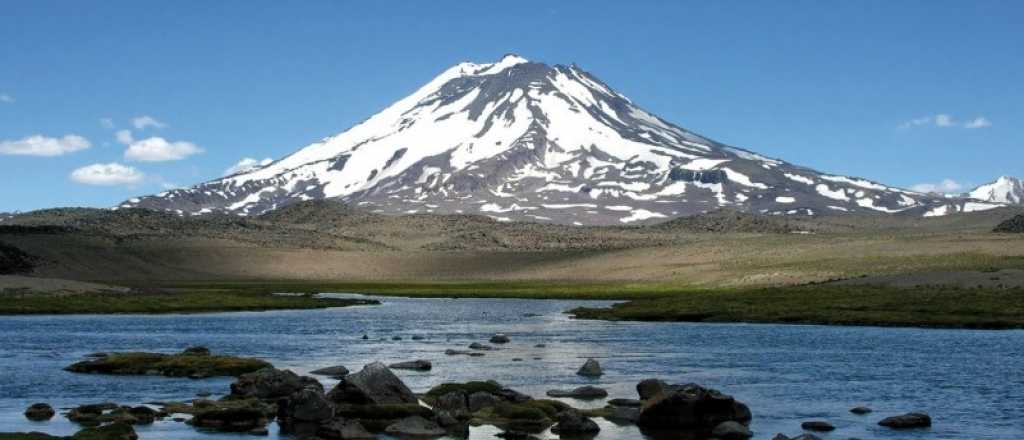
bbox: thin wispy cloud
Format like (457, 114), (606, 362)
(99, 118), (115, 129)
(0, 94), (14, 104)
(124, 137), (203, 162)
(132, 115), (167, 130)
(899, 114), (992, 129)
(70, 163), (145, 186)
(224, 157), (273, 176)
(911, 178), (964, 194)
(0, 134), (91, 157)
(115, 129), (134, 145)
(964, 117), (992, 129)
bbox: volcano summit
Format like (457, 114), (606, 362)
(121, 55), (996, 224)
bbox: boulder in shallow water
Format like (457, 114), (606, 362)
(384, 415), (446, 437)
(545, 386), (608, 399)
(850, 406), (872, 415)
(637, 378), (669, 400)
(551, 410), (600, 436)
(712, 420), (753, 439)
(277, 386), (335, 435)
(327, 362), (418, 405)
(771, 434), (821, 440)
(469, 342), (495, 351)
(388, 360), (432, 371)
(72, 422), (138, 440)
(607, 398), (642, 407)
(490, 334), (511, 344)
(24, 403), (55, 421)
(878, 412), (931, 429)
(576, 358), (603, 377)
(800, 420), (834, 432)
(310, 365), (350, 378)
(636, 383), (751, 434)
(230, 367), (322, 400)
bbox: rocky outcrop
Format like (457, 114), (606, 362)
(636, 378), (671, 400)
(636, 383), (751, 437)
(317, 418), (375, 439)
(994, 214), (1024, 233)
(327, 362), (418, 405)
(878, 412), (931, 429)
(230, 367), (322, 400)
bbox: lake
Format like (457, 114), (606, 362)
(1, 294), (1021, 439)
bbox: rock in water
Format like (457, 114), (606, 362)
(713, 420), (753, 439)
(800, 421), (835, 432)
(545, 386), (609, 399)
(327, 361), (418, 405)
(608, 398), (642, 407)
(637, 383), (751, 435)
(469, 342), (494, 351)
(772, 434), (822, 440)
(490, 333), (511, 344)
(230, 367), (322, 400)
(277, 386), (335, 435)
(576, 358), (603, 377)
(384, 415), (447, 437)
(551, 410), (600, 436)
(24, 402), (55, 421)
(73, 422), (139, 440)
(878, 412), (932, 429)
(310, 365), (350, 378)
(850, 406), (872, 415)
(637, 378), (670, 400)
(388, 359), (432, 371)
(317, 418), (375, 439)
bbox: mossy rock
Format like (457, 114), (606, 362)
(334, 403), (434, 420)
(424, 381), (503, 400)
(70, 423), (138, 440)
(65, 351), (271, 378)
(472, 401), (561, 433)
(0, 434), (62, 440)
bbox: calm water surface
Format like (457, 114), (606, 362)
(1, 294), (1022, 439)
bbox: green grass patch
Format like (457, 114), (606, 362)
(0, 290), (377, 315)
(569, 284), (1024, 329)
(65, 350), (271, 377)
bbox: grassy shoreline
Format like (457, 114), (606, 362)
(0, 290), (377, 315)
(4, 279), (1022, 329)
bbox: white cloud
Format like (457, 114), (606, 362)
(964, 117), (992, 129)
(0, 134), (91, 157)
(224, 157), (273, 176)
(911, 178), (964, 194)
(934, 114), (955, 127)
(131, 115), (167, 130)
(70, 163), (145, 186)
(900, 114), (991, 129)
(115, 129), (134, 145)
(124, 137), (203, 162)
(0, 94), (13, 104)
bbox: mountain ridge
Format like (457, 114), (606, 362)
(119, 55), (1000, 225)
(968, 176), (1023, 205)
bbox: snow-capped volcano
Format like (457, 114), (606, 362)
(121, 55), (999, 224)
(967, 176), (1023, 205)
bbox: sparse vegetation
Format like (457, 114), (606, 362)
(0, 290), (376, 315)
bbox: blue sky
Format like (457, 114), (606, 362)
(1, 0), (1021, 211)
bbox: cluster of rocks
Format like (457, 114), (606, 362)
(770, 408), (932, 439)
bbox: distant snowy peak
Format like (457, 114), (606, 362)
(968, 176), (1023, 205)
(120, 55), (1001, 224)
